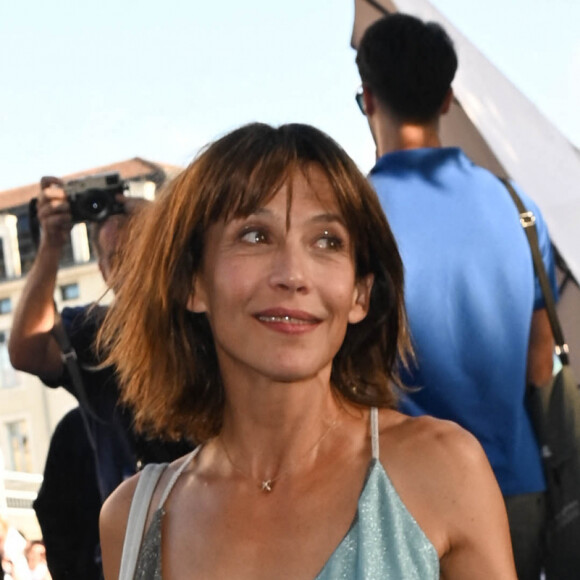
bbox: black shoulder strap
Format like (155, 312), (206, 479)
(500, 177), (568, 365)
(50, 306), (112, 500)
(50, 306), (106, 431)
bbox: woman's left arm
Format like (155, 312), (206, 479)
(437, 425), (517, 579)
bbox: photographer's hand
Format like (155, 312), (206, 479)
(37, 175), (72, 249)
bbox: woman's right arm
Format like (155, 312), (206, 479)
(99, 475), (140, 580)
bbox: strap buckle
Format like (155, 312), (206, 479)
(519, 211), (536, 228)
(61, 349), (78, 363)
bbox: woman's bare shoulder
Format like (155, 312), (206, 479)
(379, 410), (488, 477)
(376, 411), (494, 542)
(379, 410), (499, 524)
(99, 455), (192, 579)
(377, 410), (516, 578)
(99, 472), (141, 580)
(100, 472), (138, 530)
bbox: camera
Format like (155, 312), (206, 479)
(65, 171), (127, 223)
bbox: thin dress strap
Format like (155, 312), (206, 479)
(157, 446), (201, 509)
(371, 407), (379, 459)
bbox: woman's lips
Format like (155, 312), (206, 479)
(254, 309), (321, 333)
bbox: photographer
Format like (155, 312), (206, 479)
(8, 175), (192, 579)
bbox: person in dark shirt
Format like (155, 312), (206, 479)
(33, 407), (101, 579)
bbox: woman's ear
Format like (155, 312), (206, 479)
(186, 276), (208, 313)
(348, 274), (374, 324)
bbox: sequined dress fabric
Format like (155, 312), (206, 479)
(132, 415), (439, 579)
(134, 508), (163, 579)
(314, 458), (439, 579)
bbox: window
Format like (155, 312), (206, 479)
(17, 207), (38, 276)
(6, 419), (32, 472)
(0, 214), (22, 279)
(60, 282), (80, 301)
(0, 238), (6, 280)
(0, 331), (16, 388)
(0, 297), (11, 314)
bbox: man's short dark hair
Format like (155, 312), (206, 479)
(356, 13), (458, 123)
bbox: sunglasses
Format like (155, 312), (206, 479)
(355, 86), (365, 115)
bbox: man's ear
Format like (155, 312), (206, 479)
(362, 85), (376, 116)
(349, 274), (374, 324)
(440, 88), (453, 115)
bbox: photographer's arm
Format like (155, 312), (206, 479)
(9, 177), (71, 381)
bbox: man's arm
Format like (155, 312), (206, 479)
(8, 177), (72, 381)
(526, 308), (554, 388)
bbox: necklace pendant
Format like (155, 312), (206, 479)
(261, 480), (273, 492)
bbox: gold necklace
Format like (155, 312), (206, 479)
(219, 418), (338, 493)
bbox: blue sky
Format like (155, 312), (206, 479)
(1, 0), (579, 191)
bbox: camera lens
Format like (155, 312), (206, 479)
(79, 190), (111, 221)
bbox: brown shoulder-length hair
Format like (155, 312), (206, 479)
(99, 123), (410, 443)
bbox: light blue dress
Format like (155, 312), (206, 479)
(130, 408), (439, 579)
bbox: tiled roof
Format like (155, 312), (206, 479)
(0, 157), (182, 210)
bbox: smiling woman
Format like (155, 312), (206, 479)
(98, 122), (517, 579)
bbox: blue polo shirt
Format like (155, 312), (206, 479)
(370, 148), (558, 495)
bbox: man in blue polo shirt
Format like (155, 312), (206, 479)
(356, 13), (557, 580)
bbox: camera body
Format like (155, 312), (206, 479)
(64, 171), (126, 223)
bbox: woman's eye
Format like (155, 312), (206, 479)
(315, 231), (345, 250)
(240, 229), (268, 244)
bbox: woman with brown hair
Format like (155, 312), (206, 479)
(99, 122), (516, 579)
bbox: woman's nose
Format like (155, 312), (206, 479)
(268, 243), (310, 292)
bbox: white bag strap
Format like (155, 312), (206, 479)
(119, 463), (168, 580)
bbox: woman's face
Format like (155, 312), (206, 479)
(188, 165), (373, 385)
